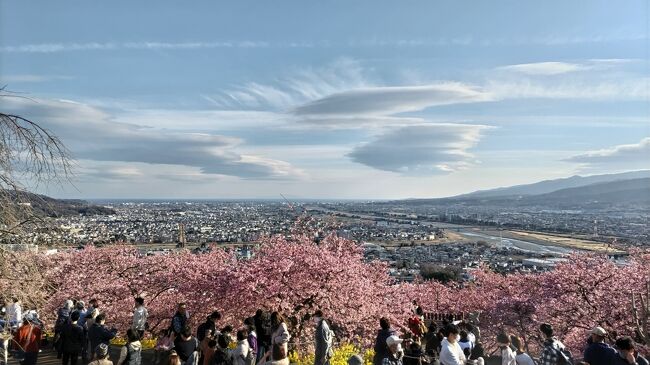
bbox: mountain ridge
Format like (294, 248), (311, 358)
(452, 170), (650, 199)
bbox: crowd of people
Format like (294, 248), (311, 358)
(1, 298), (334, 365)
(370, 304), (650, 365)
(1, 297), (649, 365)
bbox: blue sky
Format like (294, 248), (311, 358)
(1, 1), (649, 199)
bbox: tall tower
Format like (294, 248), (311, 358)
(593, 220), (598, 237)
(178, 223), (186, 248)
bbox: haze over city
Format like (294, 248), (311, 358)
(1, 1), (649, 199)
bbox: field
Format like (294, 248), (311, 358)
(499, 230), (625, 253)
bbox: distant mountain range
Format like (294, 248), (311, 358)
(2, 191), (115, 217)
(399, 170), (650, 209)
(455, 170), (650, 199)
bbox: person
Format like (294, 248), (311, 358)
(439, 324), (466, 365)
(155, 328), (175, 365)
(83, 308), (101, 362)
(244, 318), (258, 362)
(382, 335), (404, 365)
(458, 331), (473, 358)
(198, 312), (222, 342)
(373, 318), (396, 365)
(62, 311), (86, 365)
(424, 322), (441, 357)
(470, 340), (485, 361)
(510, 335), (535, 365)
(348, 355), (364, 365)
(403, 339), (424, 365)
(55, 300), (74, 358)
(222, 325), (235, 346)
(76, 301), (89, 327)
(257, 343), (289, 365)
(88, 343), (114, 365)
(270, 312), (290, 359)
(117, 328), (142, 365)
(254, 310), (271, 364)
(496, 333), (516, 365)
(583, 327), (617, 365)
(210, 335), (232, 365)
(174, 326), (200, 365)
(169, 350), (183, 365)
(202, 339), (218, 365)
(614, 336), (649, 365)
(13, 316), (42, 365)
(7, 297), (22, 327)
(88, 313), (117, 360)
(408, 308), (426, 340)
(73, 301), (86, 318)
(539, 323), (572, 365)
(172, 303), (190, 337)
(132, 297), (149, 340)
(233, 329), (252, 365)
(313, 310), (334, 365)
(199, 330), (215, 365)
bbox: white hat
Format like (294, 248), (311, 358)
(386, 335), (403, 346)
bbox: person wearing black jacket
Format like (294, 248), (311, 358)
(373, 318), (397, 365)
(61, 311), (85, 365)
(254, 309), (271, 363)
(197, 311), (221, 341)
(87, 314), (117, 361)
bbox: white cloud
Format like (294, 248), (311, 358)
(2, 74), (74, 83)
(206, 58), (371, 111)
(565, 137), (650, 169)
(293, 82), (492, 116)
(486, 77), (649, 101)
(3, 97), (305, 180)
(347, 124), (490, 174)
(0, 41), (288, 53)
(498, 62), (587, 75)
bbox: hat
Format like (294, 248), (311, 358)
(77, 300), (85, 308)
(95, 343), (109, 358)
(348, 355), (364, 365)
(386, 335), (403, 346)
(24, 312), (38, 323)
(591, 327), (607, 337)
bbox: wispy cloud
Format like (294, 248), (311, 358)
(498, 62), (588, 76)
(0, 41), (310, 53)
(348, 124), (491, 174)
(1, 74), (74, 83)
(3, 97), (306, 180)
(5, 32), (645, 54)
(205, 58), (370, 111)
(293, 82), (492, 116)
(564, 137), (650, 170)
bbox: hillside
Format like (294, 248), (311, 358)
(399, 174), (650, 210)
(524, 177), (650, 207)
(455, 170), (650, 199)
(1, 191), (115, 217)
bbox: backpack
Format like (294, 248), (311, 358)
(552, 342), (574, 365)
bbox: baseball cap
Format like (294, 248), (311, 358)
(386, 335), (403, 346)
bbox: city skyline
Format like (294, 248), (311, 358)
(1, 1), (649, 199)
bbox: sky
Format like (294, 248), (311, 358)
(1, 0), (649, 199)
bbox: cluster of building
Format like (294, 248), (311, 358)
(5, 199), (638, 283)
(17, 201), (304, 245)
(311, 201), (649, 245)
(362, 241), (568, 282)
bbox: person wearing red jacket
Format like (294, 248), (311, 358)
(13, 317), (42, 365)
